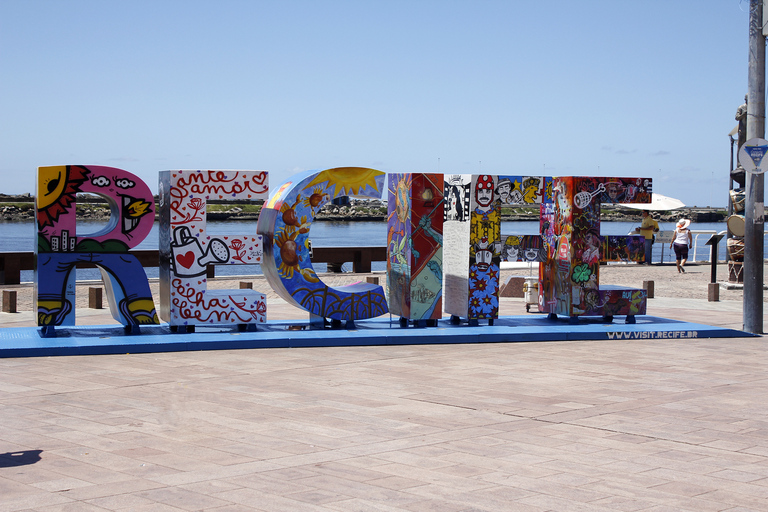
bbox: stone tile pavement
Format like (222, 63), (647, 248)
(0, 220), (762, 511)
(0, 294), (767, 510)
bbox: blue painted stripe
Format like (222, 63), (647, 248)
(0, 316), (754, 358)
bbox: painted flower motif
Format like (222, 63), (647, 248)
(188, 197), (204, 211)
(572, 263), (591, 284)
(471, 293), (497, 316)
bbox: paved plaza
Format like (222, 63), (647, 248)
(0, 282), (766, 511)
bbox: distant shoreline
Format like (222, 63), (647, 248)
(0, 193), (727, 224)
(0, 210), (727, 224)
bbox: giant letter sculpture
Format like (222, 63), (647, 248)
(387, 173), (444, 326)
(443, 174), (502, 325)
(158, 170), (269, 332)
(257, 167), (388, 327)
(539, 177), (651, 322)
(35, 165), (159, 335)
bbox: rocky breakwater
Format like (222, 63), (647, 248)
(314, 200), (387, 221)
(2, 204), (34, 221)
(601, 206), (727, 224)
(0, 192), (726, 224)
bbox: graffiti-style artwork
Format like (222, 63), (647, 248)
(443, 175), (471, 316)
(538, 177), (651, 320)
(601, 235), (645, 263)
(387, 173), (444, 323)
(444, 176), (470, 222)
(496, 175), (553, 205)
(500, 235), (546, 262)
(158, 170), (269, 329)
(444, 175), (502, 322)
(257, 167), (388, 323)
(496, 175), (552, 264)
(35, 165), (159, 330)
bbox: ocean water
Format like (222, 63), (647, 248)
(1, 218), (742, 282)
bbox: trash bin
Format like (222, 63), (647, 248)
(523, 276), (539, 312)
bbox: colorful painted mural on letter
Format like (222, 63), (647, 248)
(538, 176), (651, 320)
(386, 173), (444, 324)
(158, 170), (269, 330)
(35, 165), (159, 332)
(257, 167), (389, 324)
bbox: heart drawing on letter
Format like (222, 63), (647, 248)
(176, 251), (195, 269)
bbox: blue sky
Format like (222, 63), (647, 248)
(0, 0), (753, 207)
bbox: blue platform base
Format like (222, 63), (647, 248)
(0, 315), (754, 358)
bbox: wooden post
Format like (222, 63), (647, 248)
(708, 282), (720, 302)
(0, 254), (22, 285)
(239, 281), (253, 289)
(88, 287), (103, 309)
(642, 280), (654, 299)
(2, 290), (17, 313)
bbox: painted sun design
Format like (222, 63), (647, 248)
(301, 187), (330, 213)
(304, 167), (383, 199)
(274, 228), (318, 282)
(37, 165), (89, 229)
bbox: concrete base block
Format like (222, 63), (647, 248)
(708, 282), (720, 302)
(643, 280), (654, 299)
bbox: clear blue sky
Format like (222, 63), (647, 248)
(0, 0), (753, 207)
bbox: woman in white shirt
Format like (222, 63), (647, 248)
(670, 219), (692, 273)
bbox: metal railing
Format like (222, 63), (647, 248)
(662, 230), (768, 263)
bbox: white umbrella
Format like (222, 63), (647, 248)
(624, 193), (685, 211)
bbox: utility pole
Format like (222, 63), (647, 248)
(744, 0), (765, 334)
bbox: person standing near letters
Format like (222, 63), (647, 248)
(670, 218), (693, 273)
(638, 210), (659, 264)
